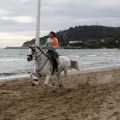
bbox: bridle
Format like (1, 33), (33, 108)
(27, 45), (46, 60)
(27, 46), (36, 60)
(27, 45), (49, 76)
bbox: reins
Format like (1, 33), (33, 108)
(35, 58), (49, 76)
(34, 52), (43, 60)
(29, 45), (49, 76)
(35, 46), (47, 57)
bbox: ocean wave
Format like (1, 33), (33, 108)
(103, 52), (117, 56)
(103, 53), (108, 55)
(68, 55), (80, 58)
(110, 52), (117, 55)
(86, 55), (96, 57)
(0, 49), (120, 79)
(0, 58), (26, 63)
(83, 61), (112, 66)
(0, 73), (17, 76)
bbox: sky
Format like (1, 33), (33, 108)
(0, 0), (120, 48)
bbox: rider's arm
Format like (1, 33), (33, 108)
(44, 38), (53, 48)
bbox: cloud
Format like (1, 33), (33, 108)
(0, 16), (34, 23)
(12, 16), (34, 23)
(0, 9), (10, 15)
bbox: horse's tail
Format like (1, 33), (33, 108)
(70, 60), (80, 71)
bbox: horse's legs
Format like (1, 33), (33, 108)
(64, 68), (69, 80)
(30, 72), (40, 86)
(64, 68), (67, 77)
(57, 73), (62, 86)
(30, 73), (36, 86)
(44, 75), (53, 87)
(52, 73), (62, 91)
(44, 75), (50, 85)
(30, 73), (34, 86)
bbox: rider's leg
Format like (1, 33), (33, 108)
(52, 58), (58, 71)
(48, 50), (58, 72)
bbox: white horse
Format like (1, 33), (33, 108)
(27, 45), (80, 91)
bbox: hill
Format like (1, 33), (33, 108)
(22, 25), (120, 48)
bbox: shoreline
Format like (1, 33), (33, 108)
(0, 66), (120, 83)
(4, 47), (28, 49)
(0, 74), (29, 84)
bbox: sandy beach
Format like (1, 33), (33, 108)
(0, 67), (120, 120)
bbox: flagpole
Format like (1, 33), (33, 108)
(33, 0), (41, 85)
(35, 0), (41, 46)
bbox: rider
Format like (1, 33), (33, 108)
(44, 31), (59, 72)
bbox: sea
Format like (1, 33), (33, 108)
(0, 48), (120, 80)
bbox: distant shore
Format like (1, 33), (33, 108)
(4, 46), (120, 50)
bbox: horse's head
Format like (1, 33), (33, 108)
(27, 45), (44, 61)
(27, 45), (37, 61)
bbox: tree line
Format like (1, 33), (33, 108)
(22, 25), (120, 48)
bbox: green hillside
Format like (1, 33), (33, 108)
(22, 25), (120, 48)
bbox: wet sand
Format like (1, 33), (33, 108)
(0, 67), (120, 120)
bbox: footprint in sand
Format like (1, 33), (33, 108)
(0, 90), (21, 96)
(98, 75), (113, 84)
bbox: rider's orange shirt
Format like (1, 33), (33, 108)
(49, 37), (58, 47)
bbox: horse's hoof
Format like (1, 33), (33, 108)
(67, 88), (72, 92)
(32, 83), (35, 86)
(52, 83), (55, 86)
(59, 84), (62, 87)
(52, 90), (56, 93)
